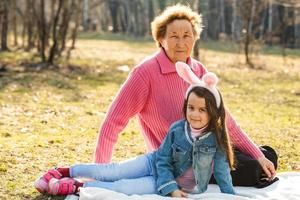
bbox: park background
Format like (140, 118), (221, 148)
(0, 0), (299, 199)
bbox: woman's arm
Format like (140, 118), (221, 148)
(94, 69), (149, 163)
(225, 110), (276, 179)
(225, 110), (263, 159)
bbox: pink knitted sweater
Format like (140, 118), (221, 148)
(94, 49), (263, 163)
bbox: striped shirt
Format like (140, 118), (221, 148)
(94, 48), (264, 163)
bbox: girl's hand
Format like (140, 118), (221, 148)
(258, 156), (276, 181)
(170, 189), (187, 198)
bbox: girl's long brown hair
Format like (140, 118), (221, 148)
(183, 87), (235, 170)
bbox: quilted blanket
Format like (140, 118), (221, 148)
(64, 172), (300, 200)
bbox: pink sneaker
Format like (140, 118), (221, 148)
(34, 169), (62, 193)
(48, 177), (77, 195)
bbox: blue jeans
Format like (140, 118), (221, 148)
(70, 153), (157, 195)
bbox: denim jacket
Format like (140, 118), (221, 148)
(154, 119), (235, 196)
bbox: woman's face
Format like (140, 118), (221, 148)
(159, 19), (196, 63)
(186, 92), (210, 129)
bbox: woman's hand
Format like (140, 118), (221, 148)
(258, 156), (276, 181)
(170, 189), (187, 198)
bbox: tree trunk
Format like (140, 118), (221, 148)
(108, 0), (119, 33)
(139, 1), (147, 36)
(21, 14), (25, 48)
(36, 0), (46, 62)
(231, 0), (236, 40)
(1, 0), (9, 51)
(12, 0), (18, 46)
(83, 0), (89, 31)
(59, 0), (73, 53)
(208, 0), (220, 39)
(193, 0), (201, 60)
(200, 0), (209, 41)
(125, 0), (134, 34)
(244, 0), (255, 68)
(70, 0), (82, 49)
(294, 8), (298, 48)
(259, 7), (267, 40)
(268, 0), (272, 33)
(148, 0), (154, 33)
(48, 0), (63, 64)
(248, 0), (256, 35)
(0, 3), (2, 43)
(245, 24), (254, 68)
(25, 0), (34, 51)
(219, 0), (225, 33)
(45, 0), (56, 48)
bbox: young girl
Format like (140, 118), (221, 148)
(34, 62), (235, 197)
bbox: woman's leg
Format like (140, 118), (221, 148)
(83, 176), (157, 195)
(70, 153), (154, 182)
(210, 150), (262, 186)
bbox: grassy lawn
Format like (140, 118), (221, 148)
(0, 36), (299, 199)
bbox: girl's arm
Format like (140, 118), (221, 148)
(155, 129), (179, 196)
(213, 146), (235, 195)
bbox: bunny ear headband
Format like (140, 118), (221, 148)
(175, 61), (221, 108)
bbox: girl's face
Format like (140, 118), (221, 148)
(186, 92), (210, 129)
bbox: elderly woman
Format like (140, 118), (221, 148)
(95, 4), (276, 187)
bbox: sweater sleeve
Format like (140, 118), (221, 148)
(94, 68), (149, 163)
(225, 110), (264, 159)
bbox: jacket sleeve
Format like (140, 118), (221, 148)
(94, 68), (149, 163)
(213, 146), (235, 194)
(225, 110), (264, 159)
(155, 129), (178, 196)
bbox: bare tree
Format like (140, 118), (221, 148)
(25, 0), (34, 50)
(58, 0), (74, 53)
(193, 0), (201, 60)
(35, 0), (47, 62)
(236, 0), (268, 68)
(0, 0), (10, 51)
(70, 0), (83, 50)
(220, 0), (226, 33)
(83, 0), (89, 31)
(108, 0), (120, 33)
(48, 0), (64, 64)
(11, 0), (17, 46)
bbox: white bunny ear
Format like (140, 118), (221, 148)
(175, 61), (201, 84)
(202, 72), (218, 88)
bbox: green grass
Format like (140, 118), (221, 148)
(0, 37), (299, 199)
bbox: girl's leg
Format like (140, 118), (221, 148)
(70, 153), (154, 181)
(83, 176), (157, 195)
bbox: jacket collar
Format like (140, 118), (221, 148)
(156, 48), (196, 74)
(184, 121), (194, 145)
(185, 121), (212, 143)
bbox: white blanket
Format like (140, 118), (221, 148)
(65, 172), (300, 200)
